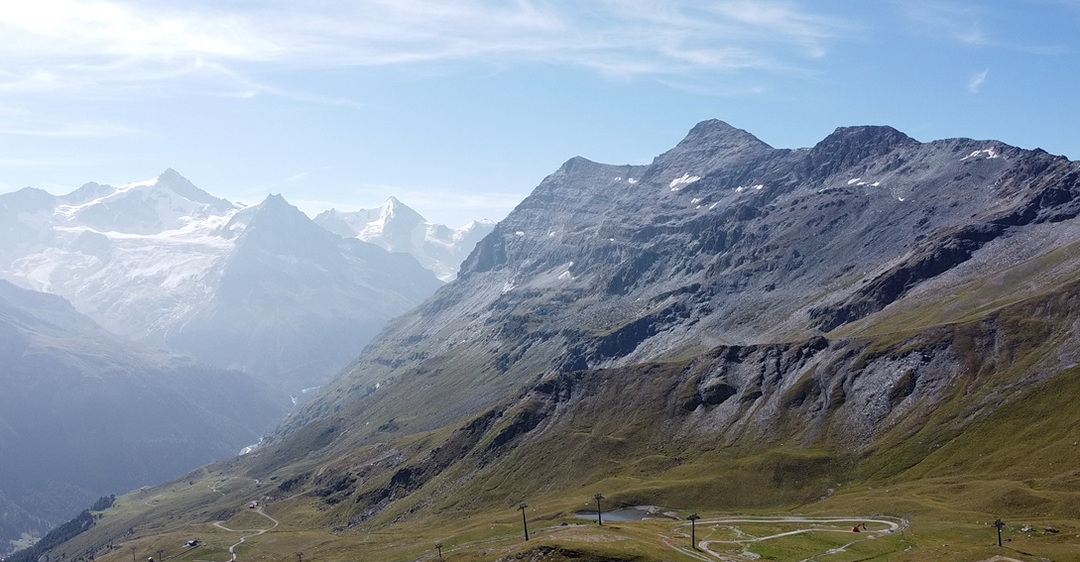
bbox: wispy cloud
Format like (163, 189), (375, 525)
(968, 69), (988, 93)
(0, 0), (272, 60)
(0, 121), (143, 137)
(898, 0), (1070, 54)
(0, 157), (88, 167)
(900, 2), (988, 44)
(0, 0), (848, 97)
(705, 1), (842, 58)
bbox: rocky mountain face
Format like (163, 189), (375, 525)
(285, 120), (1080, 434)
(0, 172), (443, 394)
(157, 194), (444, 392)
(246, 120), (1080, 524)
(0, 280), (289, 554)
(314, 197), (495, 282)
(22, 121), (1080, 562)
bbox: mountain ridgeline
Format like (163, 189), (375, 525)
(260, 120), (1080, 522)
(281, 120), (1080, 438)
(0, 174), (447, 394)
(23, 120), (1080, 562)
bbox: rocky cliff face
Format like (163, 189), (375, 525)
(281, 120), (1080, 437)
(223, 120), (1080, 532)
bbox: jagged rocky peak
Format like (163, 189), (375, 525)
(244, 193), (321, 241)
(366, 197), (428, 251)
(679, 119), (772, 150)
(554, 155), (603, 174)
(1, 186), (57, 213)
(60, 169), (228, 209)
(312, 197), (495, 281)
(220, 193), (321, 256)
(61, 181), (113, 204)
(313, 197), (425, 241)
(256, 192), (290, 211)
(450, 218), (496, 240)
(36, 168), (239, 235)
(380, 196), (423, 221)
(648, 119), (777, 180)
(155, 168), (234, 209)
(234, 193), (391, 267)
(803, 125), (919, 178)
(525, 156), (631, 203)
(813, 125), (916, 155)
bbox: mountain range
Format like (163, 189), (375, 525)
(283, 120), (1080, 435)
(0, 171), (488, 393)
(314, 197), (495, 282)
(16, 120), (1080, 562)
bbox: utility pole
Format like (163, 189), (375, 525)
(994, 519), (1005, 547)
(594, 494), (604, 526)
(435, 542), (443, 560)
(518, 502), (529, 541)
(296, 551), (303, 562)
(131, 546), (136, 562)
(688, 514), (700, 550)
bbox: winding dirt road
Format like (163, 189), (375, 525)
(664, 516), (907, 562)
(212, 507), (279, 562)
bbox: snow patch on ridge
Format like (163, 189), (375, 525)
(669, 173), (701, 191)
(961, 148), (999, 161)
(558, 261), (575, 281)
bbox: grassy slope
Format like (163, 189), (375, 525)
(56, 332), (1080, 561)
(37, 240), (1080, 562)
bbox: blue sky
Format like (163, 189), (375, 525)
(1, 1), (1078, 227)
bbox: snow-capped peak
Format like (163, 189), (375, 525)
(1, 169), (249, 338)
(312, 198), (495, 281)
(50, 169), (237, 236)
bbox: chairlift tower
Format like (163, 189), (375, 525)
(518, 502), (529, 541)
(688, 514), (701, 550)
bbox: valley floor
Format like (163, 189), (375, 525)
(69, 474), (1080, 562)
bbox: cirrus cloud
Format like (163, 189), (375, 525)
(0, 0), (848, 96)
(968, 68), (988, 93)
